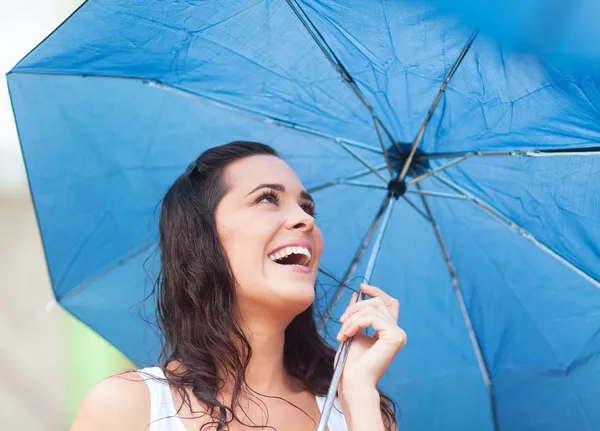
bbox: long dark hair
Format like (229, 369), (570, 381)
(155, 141), (397, 430)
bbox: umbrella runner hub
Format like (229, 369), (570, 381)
(387, 179), (406, 198)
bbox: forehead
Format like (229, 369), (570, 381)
(223, 155), (304, 191)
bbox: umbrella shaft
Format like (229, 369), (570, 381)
(317, 195), (397, 431)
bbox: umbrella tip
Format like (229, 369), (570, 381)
(45, 299), (57, 312)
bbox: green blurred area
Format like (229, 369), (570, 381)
(66, 313), (134, 422)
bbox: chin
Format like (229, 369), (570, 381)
(270, 279), (316, 309)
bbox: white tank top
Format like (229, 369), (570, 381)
(138, 366), (348, 431)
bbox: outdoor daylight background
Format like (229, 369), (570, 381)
(1, 1), (133, 429)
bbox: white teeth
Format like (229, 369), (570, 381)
(268, 245), (312, 266)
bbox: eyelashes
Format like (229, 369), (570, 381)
(255, 190), (280, 205)
(254, 190), (316, 217)
(302, 203), (316, 218)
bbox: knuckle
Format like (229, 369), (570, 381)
(355, 308), (367, 319)
(356, 310), (370, 322)
(395, 329), (407, 345)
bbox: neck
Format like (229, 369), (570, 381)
(230, 301), (300, 397)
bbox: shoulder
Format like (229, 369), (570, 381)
(70, 371), (150, 431)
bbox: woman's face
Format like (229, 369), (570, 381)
(215, 155), (323, 317)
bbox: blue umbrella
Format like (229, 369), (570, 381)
(7, 0), (600, 430)
(405, 0), (600, 65)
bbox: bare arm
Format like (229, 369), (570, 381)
(340, 386), (385, 431)
(70, 372), (150, 431)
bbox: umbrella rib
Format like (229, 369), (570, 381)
(401, 196), (432, 222)
(338, 142), (390, 183)
(340, 140), (392, 156)
(148, 81), (393, 179)
(308, 162), (394, 193)
(338, 139), (405, 161)
(145, 80), (384, 155)
(410, 170), (500, 431)
(55, 241), (157, 302)
(11, 71), (361, 152)
(373, 115), (395, 177)
(341, 180), (388, 190)
(406, 156), (468, 185)
(417, 164), (600, 289)
(398, 31), (478, 181)
(405, 189), (468, 200)
(284, 0), (397, 177)
(317, 194), (392, 332)
(417, 147), (600, 160)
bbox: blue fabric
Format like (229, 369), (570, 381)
(7, 1), (600, 429)
(405, 0), (600, 65)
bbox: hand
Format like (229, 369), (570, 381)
(334, 283), (407, 392)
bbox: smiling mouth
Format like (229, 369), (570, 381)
(268, 246), (312, 267)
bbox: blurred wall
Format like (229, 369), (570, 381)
(0, 194), (67, 430)
(1, 1), (133, 429)
(0, 193), (133, 430)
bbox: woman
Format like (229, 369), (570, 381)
(71, 141), (407, 431)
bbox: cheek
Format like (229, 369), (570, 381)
(219, 216), (280, 272)
(312, 227), (325, 261)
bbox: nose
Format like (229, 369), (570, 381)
(285, 203), (315, 232)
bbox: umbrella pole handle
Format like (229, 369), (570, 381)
(317, 195), (397, 431)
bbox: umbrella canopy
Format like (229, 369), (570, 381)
(8, 0), (600, 430)
(406, 0), (600, 64)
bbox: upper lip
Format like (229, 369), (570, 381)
(268, 239), (313, 257)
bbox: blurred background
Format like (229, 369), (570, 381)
(0, 1), (133, 429)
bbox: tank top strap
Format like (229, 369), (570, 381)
(137, 366), (185, 431)
(315, 395), (349, 431)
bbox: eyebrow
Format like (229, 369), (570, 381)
(247, 183), (314, 202)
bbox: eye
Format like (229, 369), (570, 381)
(302, 202), (316, 218)
(255, 190), (280, 205)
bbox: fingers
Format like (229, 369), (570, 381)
(360, 284), (400, 320)
(337, 307), (405, 346)
(339, 296), (390, 323)
(340, 284), (400, 323)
